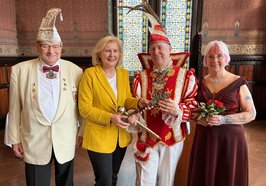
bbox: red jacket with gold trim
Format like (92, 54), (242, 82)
(133, 65), (198, 149)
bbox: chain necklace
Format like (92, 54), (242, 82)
(209, 78), (224, 87)
(149, 64), (174, 116)
(150, 62), (174, 103)
(151, 61), (173, 91)
(208, 74), (226, 87)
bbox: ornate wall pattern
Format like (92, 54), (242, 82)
(0, 0), (108, 57)
(201, 44), (265, 56)
(201, 0), (266, 55)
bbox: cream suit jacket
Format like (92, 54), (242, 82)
(8, 58), (83, 165)
(78, 65), (139, 153)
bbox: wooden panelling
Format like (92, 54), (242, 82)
(253, 85), (266, 118)
(253, 64), (266, 119)
(0, 89), (8, 117)
(0, 65), (9, 120)
(225, 64), (236, 74)
(175, 121), (196, 186)
(0, 66), (9, 84)
(238, 65), (254, 81)
(254, 65), (266, 82)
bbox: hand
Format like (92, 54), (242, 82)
(76, 136), (83, 148)
(111, 114), (131, 129)
(158, 98), (178, 116)
(12, 143), (24, 159)
(199, 115), (223, 127)
(196, 119), (209, 127)
(138, 98), (150, 108)
(126, 114), (139, 126)
(206, 115), (223, 126)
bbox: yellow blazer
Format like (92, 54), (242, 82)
(78, 65), (139, 153)
(8, 58), (83, 165)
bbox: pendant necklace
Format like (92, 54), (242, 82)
(150, 62), (173, 105)
(209, 74), (226, 87)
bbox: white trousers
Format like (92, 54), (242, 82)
(136, 141), (184, 186)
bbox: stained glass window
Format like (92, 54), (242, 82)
(117, 0), (149, 72)
(117, 0), (193, 72)
(160, 0), (192, 53)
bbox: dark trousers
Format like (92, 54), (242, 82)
(88, 145), (127, 186)
(25, 150), (74, 186)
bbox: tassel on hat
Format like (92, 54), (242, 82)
(37, 8), (63, 42)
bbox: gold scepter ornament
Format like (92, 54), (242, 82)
(117, 92), (170, 140)
(116, 106), (161, 140)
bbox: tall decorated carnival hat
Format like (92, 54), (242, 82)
(36, 8), (63, 42)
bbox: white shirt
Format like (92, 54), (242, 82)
(107, 73), (117, 99)
(38, 59), (60, 123)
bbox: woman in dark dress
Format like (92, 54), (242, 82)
(188, 40), (256, 186)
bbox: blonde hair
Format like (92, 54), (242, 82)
(92, 35), (123, 67)
(203, 40), (230, 66)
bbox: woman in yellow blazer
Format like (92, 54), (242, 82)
(78, 35), (147, 185)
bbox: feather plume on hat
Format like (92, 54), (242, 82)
(123, 1), (170, 45)
(122, 1), (190, 69)
(37, 8), (63, 42)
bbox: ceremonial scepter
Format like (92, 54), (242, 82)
(117, 92), (170, 140)
(117, 106), (161, 140)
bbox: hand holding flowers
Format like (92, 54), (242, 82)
(197, 99), (226, 120)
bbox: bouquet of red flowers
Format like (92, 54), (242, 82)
(197, 99), (226, 120)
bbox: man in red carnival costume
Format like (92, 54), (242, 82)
(125, 2), (198, 186)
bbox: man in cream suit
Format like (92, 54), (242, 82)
(7, 8), (83, 186)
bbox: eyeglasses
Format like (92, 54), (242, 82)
(40, 44), (62, 50)
(208, 54), (224, 59)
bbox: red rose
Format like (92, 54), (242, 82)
(207, 100), (214, 105)
(197, 100), (226, 120)
(214, 100), (225, 107)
